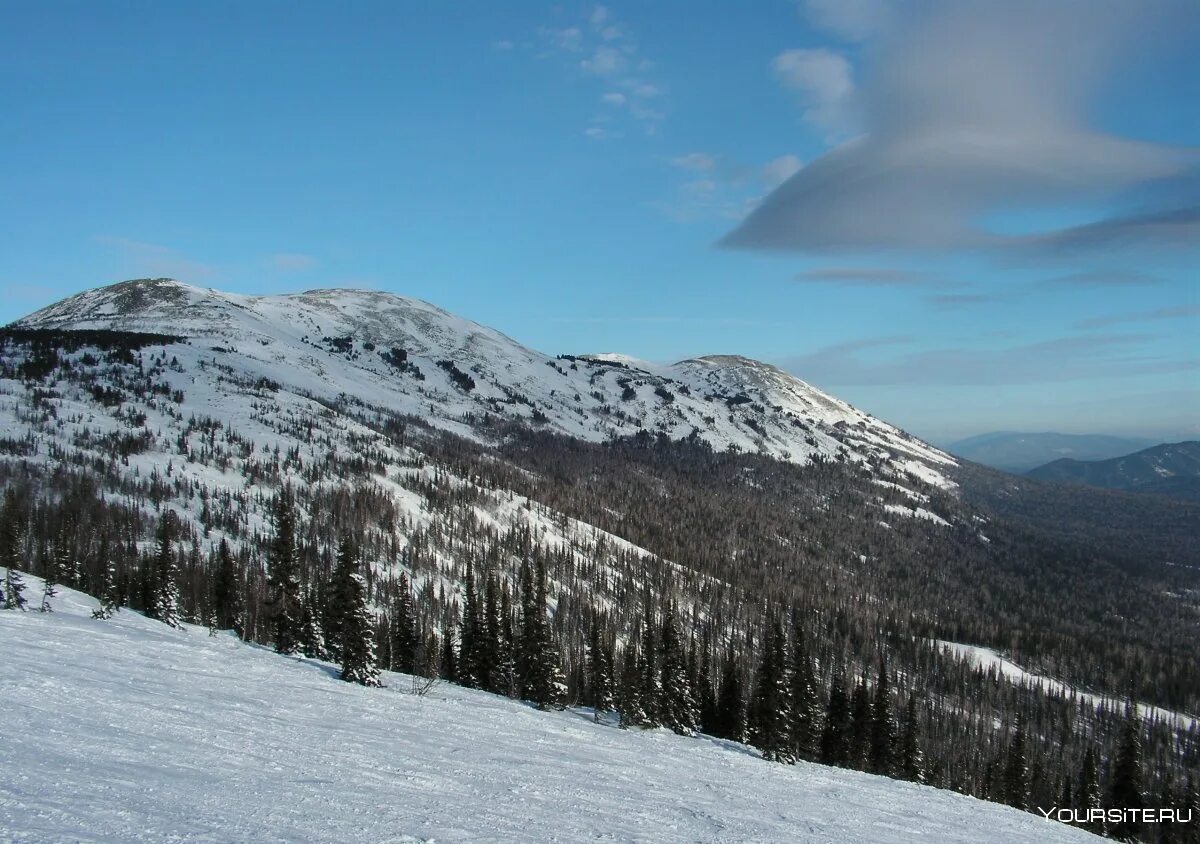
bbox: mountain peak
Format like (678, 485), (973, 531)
(10, 280), (955, 487)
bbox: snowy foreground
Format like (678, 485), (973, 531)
(1, 580), (1096, 843)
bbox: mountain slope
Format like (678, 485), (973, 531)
(0, 575), (1097, 844)
(946, 431), (1153, 474)
(12, 278), (954, 490)
(1026, 441), (1200, 501)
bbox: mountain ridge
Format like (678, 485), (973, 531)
(12, 278), (954, 490)
(1027, 440), (1200, 501)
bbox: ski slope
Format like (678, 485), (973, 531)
(0, 576), (1096, 843)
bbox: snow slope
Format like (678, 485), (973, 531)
(935, 641), (1197, 732)
(0, 577), (1096, 844)
(11, 278), (955, 490)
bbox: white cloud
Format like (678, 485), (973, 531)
(581, 46), (628, 77)
(268, 253), (317, 273)
(762, 154), (803, 187)
(726, 1), (1200, 254)
(94, 236), (217, 281)
(802, 0), (891, 41)
(601, 92), (626, 106)
(771, 48), (854, 131)
(670, 153), (717, 172)
(492, 40), (514, 51)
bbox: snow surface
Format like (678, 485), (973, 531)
(11, 279), (956, 492)
(935, 641), (1197, 732)
(0, 577), (1097, 843)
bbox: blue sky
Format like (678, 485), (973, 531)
(1, 0), (1197, 443)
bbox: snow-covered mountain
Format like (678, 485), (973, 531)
(13, 278), (954, 490)
(0, 574), (1095, 843)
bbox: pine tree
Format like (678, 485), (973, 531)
(324, 533), (359, 662)
(39, 543), (58, 613)
(697, 636), (719, 735)
(714, 657), (746, 742)
(869, 656), (897, 776)
(518, 558), (566, 710)
(459, 558), (482, 688)
(265, 489), (302, 654)
(1109, 708), (1145, 841)
(789, 619), (821, 761)
(212, 538), (243, 634)
(1078, 745), (1102, 835)
(821, 676), (852, 766)
(587, 617), (616, 720)
(480, 572), (501, 692)
(149, 512), (181, 628)
(619, 645), (647, 728)
(299, 588), (326, 659)
(389, 573), (418, 675)
(339, 572), (380, 687)
(898, 696), (924, 783)
(1003, 718), (1029, 810)
(848, 675), (872, 770)
(1, 489), (27, 611)
(495, 585), (518, 697)
(750, 620), (794, 763)
(659, 605), (699, 736)
(91, 533), (119, 620)
(637, 612), (661, 726)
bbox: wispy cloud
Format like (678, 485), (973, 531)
(924, 293), (994, 307)
(780, 332), (1196, 387)
(531, 6), (665, 136)
(267, 253), (318, 273)
(795, 266), (943, 286)
(1076, 304), (1200, 330)
(653, 152), (803, 222)
(94, 236), (218, 281)
(1040, 269), (1163, 287)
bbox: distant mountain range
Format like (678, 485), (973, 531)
(1027, 441), (1200, 502)
(946, 431), (1156, 474)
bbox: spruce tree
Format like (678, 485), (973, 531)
(299, 587), (326, 659)
(480, 572), (501, 692)
(150, 512), (182, 629)
(848, 676), (873, 770)
(587, 617), (616, 720)
(898, 696), (924, 783)
(324, 533), (359, 662)
(869, 657), (897, 776)
(619, 645), (647, 728)
(659, 605), (699, 736)
(212, 538), (243, 634)
(638, 612), (662, 726)
(714, 657), (746, 742)
(1078, 745), (1102, 835)
(789, 620), (821, 761)
(697, 636), (719, 735)
(1, 489), (27, 611)
(495, 585), (518, 696)
(91, 533), (119, 620)
(821, 676), (852, 766)
(459, 559), (482, 688)
(750, 620), (794, 763)
(518, 558), (566, 710)
(389, 573), (418, 675)
(39, 567), (57, 612)
(265, 489), (302, 654)
(1109, 708), (1145, 841)
(339, 572), (380, 687)
(1003, 718), (1029, 810)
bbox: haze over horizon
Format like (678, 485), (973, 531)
(2, 0), (1197, 443)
